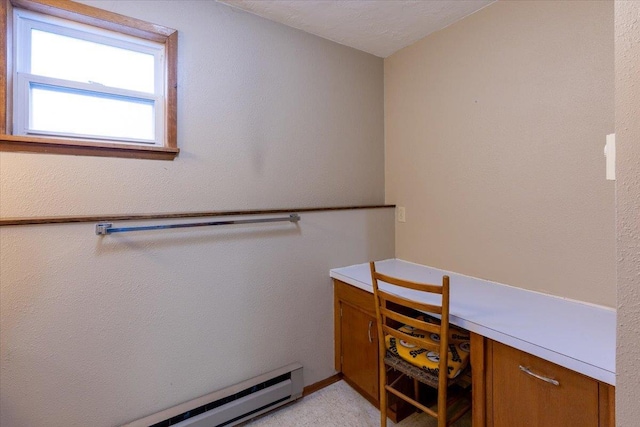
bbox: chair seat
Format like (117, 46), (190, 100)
(383, 351), (470, 389)
(384, 323), (471, 380)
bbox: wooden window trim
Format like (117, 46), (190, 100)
(0, 0), (179, 160)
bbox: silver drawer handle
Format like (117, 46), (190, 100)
(519, 365), (560, 386)
(368, 320), (373, 343)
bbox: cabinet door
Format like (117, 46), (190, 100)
(340, 301), (379, 401)
(491, 341), (599, 427)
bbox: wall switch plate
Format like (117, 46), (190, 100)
(605, 133), (616, 181)
(397, 207), (406, 223)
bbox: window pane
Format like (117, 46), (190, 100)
(31, 29), (155, 93)
(30, 85), (155, 141)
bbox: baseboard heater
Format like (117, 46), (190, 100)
(123, 363), (303, 427)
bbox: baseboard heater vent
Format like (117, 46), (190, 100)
(123, 363), (303, 427)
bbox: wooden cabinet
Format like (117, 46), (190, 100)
(332, 262), (616, 427)
(483, 340), (615, 427)
(334, 279), (379, 405)
(334, 279), (413, 422)
(339, 298), (379, 401)
(334, 279), (615, 427)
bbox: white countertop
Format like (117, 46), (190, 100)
(330, 259), (616, 385)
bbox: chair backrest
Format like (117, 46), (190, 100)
(369, 261), (450, 390)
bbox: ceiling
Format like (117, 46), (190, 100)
(218, 0), (495, 58)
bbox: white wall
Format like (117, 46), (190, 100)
(0, 210), (394, 426)
(385, 0), (616, 307)
(0, 1), (390, 426)
(615, 1), (640, 424)
(0, 0), (384, 217)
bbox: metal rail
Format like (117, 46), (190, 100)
(95, 214), (300, 235)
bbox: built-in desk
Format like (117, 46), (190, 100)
(330, 259), (616, 427)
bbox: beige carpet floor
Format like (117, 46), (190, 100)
(244, 380), (472, 427)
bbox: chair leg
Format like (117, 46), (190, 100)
(438, 387), (447, 427)
(380, 388), (387, 427)
(380, 368), (388, 426)
(413, 378), (420, 406)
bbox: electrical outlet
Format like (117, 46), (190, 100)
(397, 207), (406, 223)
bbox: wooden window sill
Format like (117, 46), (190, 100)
(0, 134), (179, 160)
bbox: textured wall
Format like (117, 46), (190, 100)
(0, 0), (384, 217)
(0, 210), (394, 426)
(0, 1), (390, 426)
(615, 1), (640, 424)
(385, 0), (616, 306)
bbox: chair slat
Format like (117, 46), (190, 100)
(374, 271), (443, 294)
(382, 324), (440, 353)
(378, 290), (442, 315)
(379, 306), (441, 335)
(385, 385), (438, 418)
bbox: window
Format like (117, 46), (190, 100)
(0, 0), (178, 160)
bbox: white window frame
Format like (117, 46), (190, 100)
(12, 8), (166, 146)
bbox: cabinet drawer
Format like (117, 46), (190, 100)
(491, 341), (599, 427)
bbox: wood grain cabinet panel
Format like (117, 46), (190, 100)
(340, 301), (379, 401)
(334, 280), (379, 405)
(334, 280), (414, 423)
(491, 341), (599, 427)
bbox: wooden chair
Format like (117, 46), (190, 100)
(369, 262), (471, 427)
